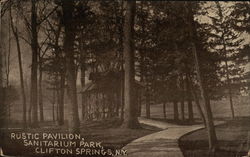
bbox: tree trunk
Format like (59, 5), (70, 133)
(191, 30), (217, 152)
(115, 93), (120, 117)
(120, 84), (124, 120)
(120, 69), (124, 120)
(5, 16), (11, 88)
(81, 78), (85, 121)
(56, 85), (59, 121)
(192, 43), (217, 152)
(223, 43), (235, 119)
(216, 1), (235, 119)
(95, 92), (99, 119)
(10, 9), (27, 127)
(87, 94), (91, 120)
(187, 100), (193, 121)
(163, 102), (166, 119)
(173, 101), (179, 121)
(185, 73), (194, 122)
(190, 79), (206, 125)
(0, 3), (7, 129)
(180, 100), (185, 121)
(0, 4), (2, 94)
(58, 72), (65, 125)
(6, 18), (11, 124)
(62, 0), (80, 132)
(80, 33), (85, 121)
(145, 94), (150, 118)
(145, 61), (150, 118)
(28, 103), (32, 125)
(138, 92), (142, 117)
(121, 1), (140, 129)
(82, 93), (85, 120)
(30, 0), (38, 127)
(38, 65), (44, 122)
(0, 4), (3, 128)
(180, 75), (185, 121)
(185, 3), (217, 151)
(52, 89), (55, 122)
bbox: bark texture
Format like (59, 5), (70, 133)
(30, 0), (39, 127)
(121, 1), (140, 129)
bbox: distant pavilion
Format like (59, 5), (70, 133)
(80, 71), (144, 121)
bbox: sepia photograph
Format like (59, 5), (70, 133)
(0, 1), (249, 157)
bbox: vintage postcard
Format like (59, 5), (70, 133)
(0, 1), (249, 157)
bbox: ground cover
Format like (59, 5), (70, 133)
(179, 117), (250, 157)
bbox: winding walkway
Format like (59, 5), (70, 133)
(119, 117), (224, 157)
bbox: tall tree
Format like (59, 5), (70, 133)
(62, 0), (80, 132)
(9, 6), (27, 127)
(73, 1), (93, 121)
(135, 1), (153, 119)
(207, 2), (245, 119)
(38, 54), (44, 122)
(180, 75), (185, 121)
(231, 1), (250, 97)
(30, 0), (39, 127)
(185, 2), (217, 151)
(79, 31), (86, 121)
(0, 2), (5, 129)
(121, 1), (140, 129)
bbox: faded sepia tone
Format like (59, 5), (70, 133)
(0, 1), (249, 157)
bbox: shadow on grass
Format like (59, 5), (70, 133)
(179, 116), (250, 157)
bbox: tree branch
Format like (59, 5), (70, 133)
(37, 5), (59, 25)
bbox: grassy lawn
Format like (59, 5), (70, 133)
(80, 118), (161, 149)
(179, 117), (250, 157)
(5, 96), (250, 157)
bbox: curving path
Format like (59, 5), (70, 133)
(118, 117), (224, 157)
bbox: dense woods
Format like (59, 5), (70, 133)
(0, 1), (249, 155)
